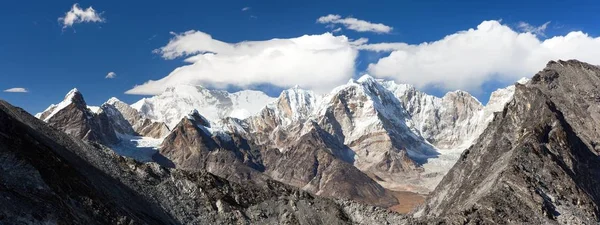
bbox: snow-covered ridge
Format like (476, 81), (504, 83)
(37, 88), (83, 122)
(132, 84), (276, 129)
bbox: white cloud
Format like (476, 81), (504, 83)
(366, 20), (600, 93)
(349, 37), (369, 46)
(358, 42), (408, 52)
(105, 72), (117, 79)
(332, 27), (342, 33)
(242, 7), (251, 11)
(317, 14), (392, 34)
(126, 31), (357, 95)
(58, 3), (105, 28)
(4, 88), (28, 93)
(518, 21), (551, 37)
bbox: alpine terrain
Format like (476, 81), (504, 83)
(33, 73), (526, 210)
(415, 60), (600, 224)
(3, 59), (600, 224)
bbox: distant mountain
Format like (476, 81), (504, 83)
(22, 60), (600, 223)
(415, 60), (600, 224)
(35, 88), (122, 145)
(35, 74), (523, 208)
(131, 85), (276, 129)
(0, 98), (406, 224)
(106, 97), (170, 139)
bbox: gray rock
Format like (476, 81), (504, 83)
(415, 60), (600, 224)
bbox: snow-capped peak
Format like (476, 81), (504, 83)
(38, 88), (87, 122)
(65, 88), (80, 100)
(132, 84), (276, 129)
(106, 97), (122, 105)
(356, 74), (376, 83)
(517, 77), (530, 84)
(267, 86), (320, 123)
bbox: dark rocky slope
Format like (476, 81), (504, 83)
(0, 100), (406, 224)
(415, 60), (600, 224)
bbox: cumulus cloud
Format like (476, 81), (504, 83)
(317, 14), (392, 34)
(105, 72), (117, 79)
(4, 88), (28, 93)
(518, 21), (551, 37)
(58, 3), (105, 28)
(366, 20), (600, 93)
(126, 31), (357, 95)
(357, 42), (408, 52)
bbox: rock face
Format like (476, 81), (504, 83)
(0, 99), (407, 225)
(160, 110), (399, 207)
(107, 97), (170, 139)
(158, 110), (266, 185)
(385, 78), (529, 150)
(36, 88), (121, 145)
(416, 60), (600, 224)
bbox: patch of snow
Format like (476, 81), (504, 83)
(43, 88), (80, 122)
(420, 148), (465, 191)
(87, 106), (100, 114)
(517, 77), (530, 84)
(111, 135), (162, 162)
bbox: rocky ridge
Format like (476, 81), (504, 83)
(415, 60), (600, 224)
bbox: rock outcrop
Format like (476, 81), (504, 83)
(160, 110), (399, 207)
(36, 88), (121, 145)
(107, 97), (170, 139)
(415, 60), (600, 224)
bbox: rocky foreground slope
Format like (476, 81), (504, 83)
(414, 60), (600, 224)
(0, 100), (406, 224)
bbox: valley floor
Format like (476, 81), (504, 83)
(388, 191), (426, 214)
(382, 147), (466, 213)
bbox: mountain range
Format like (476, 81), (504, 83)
(2, 60), (599, 224)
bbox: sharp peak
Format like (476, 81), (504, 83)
(357, 74), (376, 83)
(184, 109), (211, 127)
(105, 97), (122, 104)
(443, 90), (473, 98)
(283, 85), (311, 93)
(64, 88), (85, 102)
(65, 88), (80, 97)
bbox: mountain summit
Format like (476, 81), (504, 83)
(416, 60), (600, 224)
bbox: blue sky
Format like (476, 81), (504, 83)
(1, 0), (599, 113)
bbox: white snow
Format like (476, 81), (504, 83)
(132, 84), (276, 129)
(111, 135), (162, 162)
(420, 148), (466, 191)
(87, 106), (100, 114)
(42, 88), (80, 122)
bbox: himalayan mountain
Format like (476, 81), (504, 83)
(1, 59), (599, 224)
